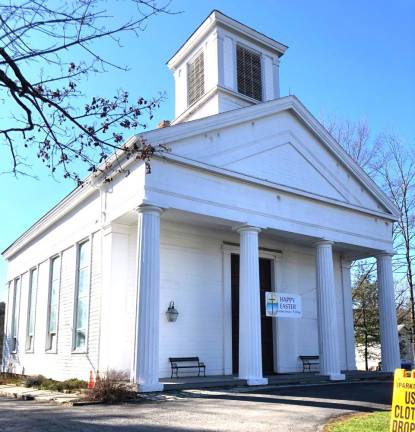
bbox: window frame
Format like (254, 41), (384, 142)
(72, 238), (92, 353)
(45, 254), (61, 353)
(5, 281), (11, 352)
(10, 277), (21, 353)
(235, 43), (264, 102)
(26, 266), (39, 353)
(186, 49), (205, 107)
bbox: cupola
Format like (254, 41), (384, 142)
(167, 10), (288, 124)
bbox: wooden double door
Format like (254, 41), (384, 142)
(231, 254), (274, 376)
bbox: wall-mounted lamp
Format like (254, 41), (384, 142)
(166, 301), (179, 322)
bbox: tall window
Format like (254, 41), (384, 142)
(236, 45), (263, 101)
(187, 51), (204, 106)
(46, 256), (60, 351)
(11, 278), (20, 352)
(26, 268), (38, 351)
(74, 240), (91, 351)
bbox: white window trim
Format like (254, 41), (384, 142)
(25, 266), (39, 353)
(72, 236), (93, 354)
(234, 42), (264, 102)
(10, 277), (21, 354)
(45, 254), (62, 353)
(4, 281), (11, 356)
(221, 243), (282, 375)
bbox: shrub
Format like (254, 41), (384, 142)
(24, 375), (88, 392)
(40, 379), (64, 392)
(0, 372), (23, 385)
(24, 374), (47, 388)
(61, 378), (88, 391)
(87, 370), (135, 403)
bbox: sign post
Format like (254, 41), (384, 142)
(390, 369), (415, 432)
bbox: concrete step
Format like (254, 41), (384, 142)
(162, 372), (393, 391)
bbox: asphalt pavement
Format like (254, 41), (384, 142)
(0, 381), (393, 432)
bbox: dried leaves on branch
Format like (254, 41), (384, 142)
(0, 0), (173, 183)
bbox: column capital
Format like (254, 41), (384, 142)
(375, 251), (395, 259)
(235, 225), (261, 234)
(313, 240), (334, 248)
(136, 204), (164, 216)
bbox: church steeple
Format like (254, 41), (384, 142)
(167, 10), (288, 124)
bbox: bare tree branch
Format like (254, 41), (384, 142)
(0, 0), (176, 183)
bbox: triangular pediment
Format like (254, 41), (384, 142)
(221, 139), (348, 202)
(145, 96), (398, 218)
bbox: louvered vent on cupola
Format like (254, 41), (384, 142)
(168, 11), (287, 123)
(187, 51), (205, 106)
(236, 45), (263, 102)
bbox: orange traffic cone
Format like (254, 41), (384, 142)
(88, 370), (95, 389)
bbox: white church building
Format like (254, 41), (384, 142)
(2, 11), (401, 392)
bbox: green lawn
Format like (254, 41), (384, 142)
(325, 411), (390, 432)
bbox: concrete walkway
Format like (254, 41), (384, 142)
(0, 381), (393, 432)
(0, 384), (80, 404)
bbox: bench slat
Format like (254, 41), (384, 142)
(299, 355), (320, 373)
(169, 356), (206, 378)
(169, 357), (199, 362)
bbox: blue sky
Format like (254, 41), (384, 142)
(1, 0), (414, 301)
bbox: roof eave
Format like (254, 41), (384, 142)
(3, 95), (399, 259)
(167, 10), (288, 70)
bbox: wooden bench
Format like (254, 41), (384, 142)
(169, 357), (206, 378)
(299, 355), (320, 373)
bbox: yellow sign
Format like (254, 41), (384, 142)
(390, 369), (415, 432)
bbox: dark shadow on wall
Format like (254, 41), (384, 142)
(0, 302), (5, 361)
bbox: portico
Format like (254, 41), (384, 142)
(129, 201), (400, 392)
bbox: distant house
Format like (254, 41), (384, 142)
(398, 324), (414, 365)
(355, 344), (381, 371)
(355, 325), (414, 371)
(1, 10), (401, 392)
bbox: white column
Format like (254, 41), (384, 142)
(315, 241), (345, 380)
(341, 259), (356, 370)
(101, 224), (130, 373)
(134, 205), (163, 392)
(237, 226), (268, 385)
(377, 253), (400, 372)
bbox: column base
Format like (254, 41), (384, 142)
(328, 373), (346, 381)
(137, 382), (164, 393)
(246, 378), (268, 386)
